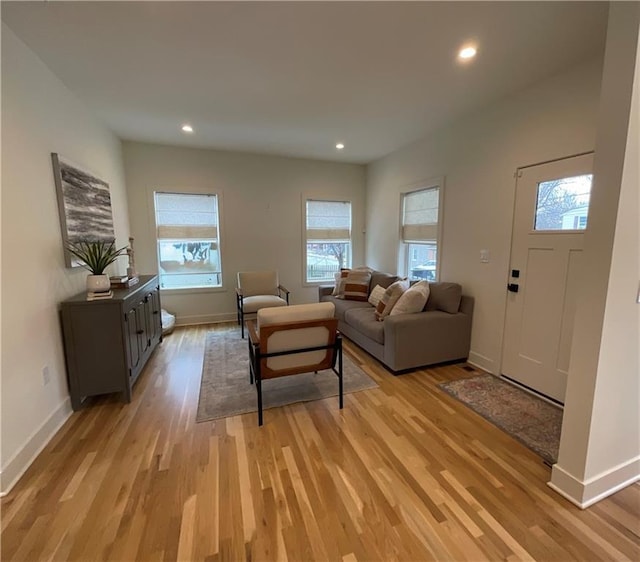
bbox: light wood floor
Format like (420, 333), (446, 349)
(2, 324), (639, 561)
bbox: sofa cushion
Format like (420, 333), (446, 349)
(369, 271), (399, 293)
(390, 281), (430, 316)
(375, 279), (410, 320)
(425, 282), (463, 313)
(319, 295), (371, 321)
(344, 307), (384, 344)
(242, 295), (288, 314)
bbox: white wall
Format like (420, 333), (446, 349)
(123, 142), (365, 324)
(1, 26), (130, 494)
(366, 57), (603, 373)
(550, 5), (640, 507)
(590, 20), (640, 481)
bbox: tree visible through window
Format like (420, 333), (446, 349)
(534, 174), (592, 231)
(305, 200), (352, 282)
(154, 192), (222, 289)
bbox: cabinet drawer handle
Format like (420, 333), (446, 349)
(137, 329), (144, 335)
(153, 311), (159, 315)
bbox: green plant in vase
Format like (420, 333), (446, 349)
(66, 239), (128, 292)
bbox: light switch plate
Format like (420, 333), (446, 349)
(480, 249), (490, 263)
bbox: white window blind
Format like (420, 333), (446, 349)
(155, 193), (218, 240)
(154, 192), (222, 290)
(306, 200), (351, 241)
(402, 187), (439, 242)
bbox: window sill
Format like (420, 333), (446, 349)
(303, 281), (335, 288)
(160, 286), (227, 296)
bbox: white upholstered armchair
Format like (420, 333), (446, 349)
(236, 270), (290, 338)
(246, 302), (343, 426)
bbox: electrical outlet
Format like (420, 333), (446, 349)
(42, 365), (51, 386)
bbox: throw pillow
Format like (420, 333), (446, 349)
(390, 281), (430, 316)
(369, 271), (400, 293)
(375, 279), (409, 320)
(331, 268), (355, 296)
(331, 270), (345, 296)
(340, 269), (372, 301)
(367, 284), (386, 308)
(424, 282), (462, 313)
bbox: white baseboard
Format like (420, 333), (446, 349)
(175, 312), (236, 326)
(0, 397), (73, 496)
(467, 350), (496, 374)
(549, 455), (640, 508)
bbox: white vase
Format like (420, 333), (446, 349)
(86, 274), (110, 293)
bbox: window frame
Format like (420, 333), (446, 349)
(399, 179), (444, 282)
(153, 191), (225, 293)
(303, 198), (353, 285)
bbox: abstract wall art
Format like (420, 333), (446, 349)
(51, 153), (115, 267)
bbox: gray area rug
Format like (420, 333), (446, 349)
(439, 374), (563, 464)
(196, 328), (378, 422)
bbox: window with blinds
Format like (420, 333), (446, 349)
(305, 199), (352, 283)
(154, 192), (222, 289)
(402, 186), (441, 282)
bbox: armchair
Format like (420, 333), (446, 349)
(246, 302), (343, 426)
(236, 270), (290, 338)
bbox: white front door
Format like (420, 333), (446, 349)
(502, 153), (593, 403)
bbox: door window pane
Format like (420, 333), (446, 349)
(534, 174), (592, 231)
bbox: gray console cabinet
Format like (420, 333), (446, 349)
(60, 275), (162, 410)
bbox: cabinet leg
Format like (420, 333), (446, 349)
(70, 394), (84, 411)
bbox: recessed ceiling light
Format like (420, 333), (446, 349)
(336, 143), (345, 150)
(458, 46), (477, 60)
(181, 124), (194, 133)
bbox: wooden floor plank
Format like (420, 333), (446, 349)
(2, 323), (639, 561)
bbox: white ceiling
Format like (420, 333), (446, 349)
(2, 1), (609, 164)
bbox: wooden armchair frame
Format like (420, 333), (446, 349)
(247, 317), (343, 426)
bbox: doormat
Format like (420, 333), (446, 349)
(196, 328), (378, 423)
(438, 374), (562, 464)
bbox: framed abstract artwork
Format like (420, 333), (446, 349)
(51, 153), (116, 267)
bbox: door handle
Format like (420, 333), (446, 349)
(507, 283), (519, 293)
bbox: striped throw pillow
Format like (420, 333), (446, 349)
(339, 269), (372, 301)
(331, 271), (346, 296)
(375, 279), (410, 320)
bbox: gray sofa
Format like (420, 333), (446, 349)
(319, 271), (473, 372)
